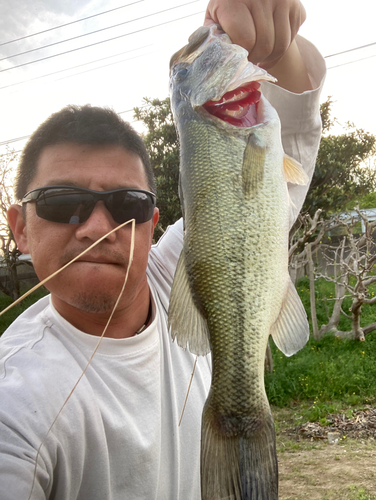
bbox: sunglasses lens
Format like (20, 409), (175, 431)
(31, 187), (155, 224)
(109, 191), (154, 224)
(35, 190), (95, 224)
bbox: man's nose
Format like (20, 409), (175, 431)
(74, 201), (117, 242)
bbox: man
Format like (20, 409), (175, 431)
(0, 0), (325, 498)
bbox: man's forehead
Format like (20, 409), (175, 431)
(31, 142), (148, 191)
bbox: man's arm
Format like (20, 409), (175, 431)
(204, 0), (312, 93)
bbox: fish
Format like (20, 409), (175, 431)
(168, 25), (310, 500)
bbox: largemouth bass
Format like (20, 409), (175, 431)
(168, 25), (309, 500)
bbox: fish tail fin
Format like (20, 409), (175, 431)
(201, 406), (278, 500)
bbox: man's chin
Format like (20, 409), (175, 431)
(68, 291), (119, 315)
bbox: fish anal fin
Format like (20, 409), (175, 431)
(271, 278), (309, 357)
(283, 154), (309, 185)
(168, 250), (211, 356)
(242, 134), (266, 198)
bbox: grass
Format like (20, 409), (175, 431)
(265, 330), (376, 411)
(264, 276), (376, 412)
(0, 285), (49, 335)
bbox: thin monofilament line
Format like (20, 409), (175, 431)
(178, 355), (197, 427)
(0, 219), (133, 317)
(23, 218), (136, 500)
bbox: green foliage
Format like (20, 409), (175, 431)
(348, 487), (376, 500)
(134, 98), (181, 240)
(0, 286), (49, 335)
(346, 191), (376, 210)
(265, 278), (376, 409)
(303, 98), (376, 215)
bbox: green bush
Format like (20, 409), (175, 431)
(0, 286), (49, 335)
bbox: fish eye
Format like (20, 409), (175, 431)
(174, 67), (188, 82)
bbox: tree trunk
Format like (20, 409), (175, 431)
(264, 340), (274, 373)
(306, 244), (320, 340)
(351, 297), (365, 341)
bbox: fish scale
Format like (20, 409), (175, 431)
(169, 24), (310, 500)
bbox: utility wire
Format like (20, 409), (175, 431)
(0, 135), (29, 147)
(0, 1), (199, 63)
(0, 1), (144, 47)
(52, 50), (155, 83)
(1, 38), (375, 146)
(0, 45), (152, 90)
(0, 9), (202, 74)
(327, 53), (376, 70)
(324, 41), (376, 58)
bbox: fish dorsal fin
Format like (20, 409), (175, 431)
(271, 278), (309, 357)
(283, 155), (309, 185)
(168, 250), (211, 356)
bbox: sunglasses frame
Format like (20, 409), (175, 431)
(21, 185), (157, 225)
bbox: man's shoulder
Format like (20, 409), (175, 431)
(0, 294), (78, 384)
(1, 294), (50, 345)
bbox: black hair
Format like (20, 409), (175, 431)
(14, 104), (156, 200)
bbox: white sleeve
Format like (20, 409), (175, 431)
(261, 35), (326, 220)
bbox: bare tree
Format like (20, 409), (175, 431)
(0, 148), (28, 300)
(316, 208), (376, 340)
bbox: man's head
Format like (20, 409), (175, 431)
(14, 104), (156, 201)
(8, 105), (159, 332)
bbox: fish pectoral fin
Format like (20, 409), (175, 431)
(242, 134), (266, 198)
(283, 154), (309, 185)
(271, 278), (309, 357)
(168, 250), (211, 356)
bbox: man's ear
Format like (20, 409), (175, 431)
(7, 204), (29, 254)
(150, 208), (159, 243)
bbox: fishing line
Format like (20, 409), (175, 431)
(0, 219), (134, 317)
(178, 355), (197, 426)
(24, 218), (136, 499)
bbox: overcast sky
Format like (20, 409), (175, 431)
(1, 0), (376, 157)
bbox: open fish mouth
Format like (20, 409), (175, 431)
(202, 81), (261, 127)
(170, 24), (278, 128)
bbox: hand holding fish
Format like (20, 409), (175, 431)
(204, 0), (312, 93)
(204, 0), (306, 66)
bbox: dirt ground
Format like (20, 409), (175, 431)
(279, 441), (376, 499)
(274, 408), (376, 499)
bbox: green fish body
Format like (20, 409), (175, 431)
(169, 25), (309, 500)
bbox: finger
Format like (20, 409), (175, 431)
(246, 4), (276, 64)
(289, 0), (306, 40)
(256, 5), (291, 68)
(204, 0), (258, 50)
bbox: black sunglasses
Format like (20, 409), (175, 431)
(21, 185), (157, 225)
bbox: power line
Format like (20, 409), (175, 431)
(52, 50), (155, 83)
(0, 8), (202, 74)
(327, 53), (376, 70)
(2, 36), (375, 147)
(324, 41), (376, 58)
(0, 45), (152, 90)
(0, 1), (199, 63)
(0, 135), (29, 147)
(0, 1), (144, 47)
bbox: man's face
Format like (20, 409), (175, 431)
(10, 142), (159, 319)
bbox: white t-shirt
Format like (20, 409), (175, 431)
(0, 37), (326, 500)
